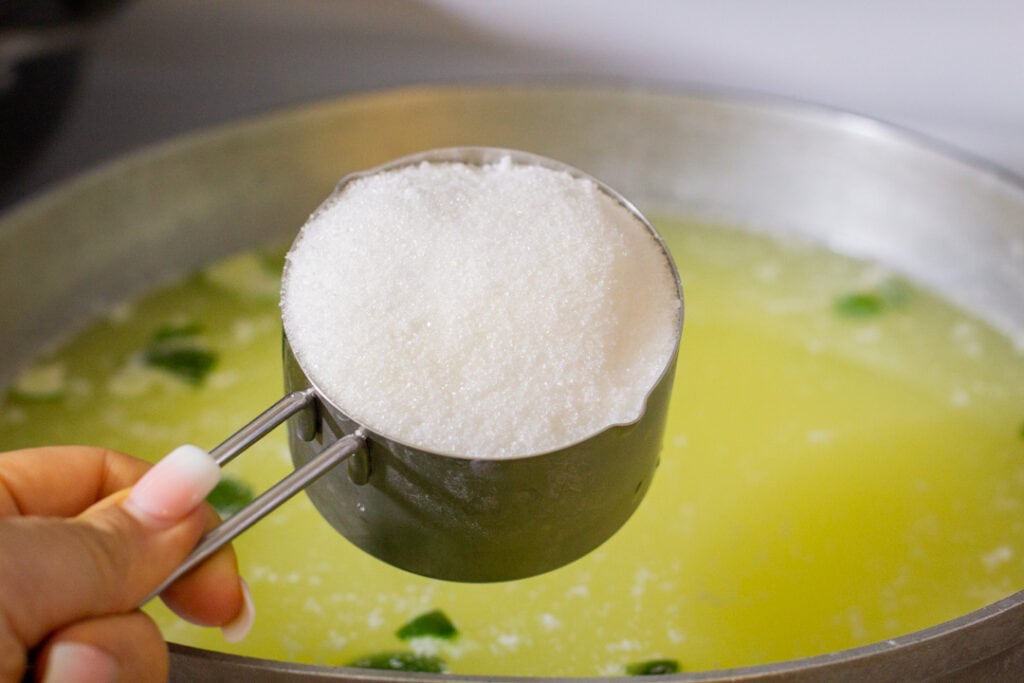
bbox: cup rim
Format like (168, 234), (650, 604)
(280, 146), (684, 461)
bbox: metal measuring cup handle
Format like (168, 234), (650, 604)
(141, 389), (364, 605)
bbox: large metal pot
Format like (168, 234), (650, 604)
(2, 86), (1023, 681)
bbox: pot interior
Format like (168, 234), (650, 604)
(1, 86), (1023, 681)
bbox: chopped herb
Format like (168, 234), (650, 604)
(207, 476), (254, 517)
(626, 658), (681, 675)
(395, 609), (458, 640)
(143, 347), (217, 385)
(834, 291), (886, 317)
(140, 322), (218, 385)
(346, 651), (446, 673)
(151, 322), (203, 342)
(834, 278), (911, 318)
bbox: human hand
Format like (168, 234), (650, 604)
(0, 445), (254, 682)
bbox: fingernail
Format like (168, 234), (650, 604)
(44, 642), (117, 683)
(124, 444), (220, 528)
(221, 578), (256, 643)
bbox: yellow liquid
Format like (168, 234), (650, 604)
(3, 221), (1024, 676)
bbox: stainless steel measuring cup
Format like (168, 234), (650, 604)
(148, 147), (683, 595)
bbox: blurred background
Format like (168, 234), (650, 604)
(2, 0), (1023, 211)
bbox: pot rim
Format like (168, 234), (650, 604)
(6, 83), (1024, 681)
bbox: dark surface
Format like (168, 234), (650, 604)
(1, 1), (1021, 215)
(0, 0), (127, 205)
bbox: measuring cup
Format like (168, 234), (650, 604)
(148, 147), (683, 595)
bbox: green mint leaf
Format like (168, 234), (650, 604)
(395, 609), (458, 640)
(207, 476), (254, 517)
(834, 278), (911, 318)
(143, 346), (217, 385)
(834, 291), (886, 317)
(626, 658), (681, 675)
(346, 651), (446, 673)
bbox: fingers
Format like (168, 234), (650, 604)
(0, 445), (254, 675)
(0, 445), (251, 631)
(0, 510), (199, 682)
(100, 445), (252, 636)
(118, 445), (253, 634)
(121, 445), (220, 527)
(0, 446), (150, 518)
(36, 611), (168, 683)
(158, 504), (248, 627)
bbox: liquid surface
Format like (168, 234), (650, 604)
(282, 158), (681, 458)
(3, 221), (1024, 676)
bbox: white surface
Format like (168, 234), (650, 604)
(282, 157), (681, 457)
(8, 0), (1024, 205)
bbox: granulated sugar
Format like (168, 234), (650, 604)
(281, 156), (681, 458)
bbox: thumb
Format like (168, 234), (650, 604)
(0, 446), (221, 678)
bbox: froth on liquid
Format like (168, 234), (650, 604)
(280, 157), (681, 458)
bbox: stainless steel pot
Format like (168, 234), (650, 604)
(1, 86), (1022, 681)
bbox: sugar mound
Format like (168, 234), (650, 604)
(281, 157), (681, 458)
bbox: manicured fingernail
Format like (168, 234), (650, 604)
(44, 642), (117, 683)
(221, 578), (256, 643)
(124, 444), (220, 528)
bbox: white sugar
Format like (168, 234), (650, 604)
(281, 157), (680, 458)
